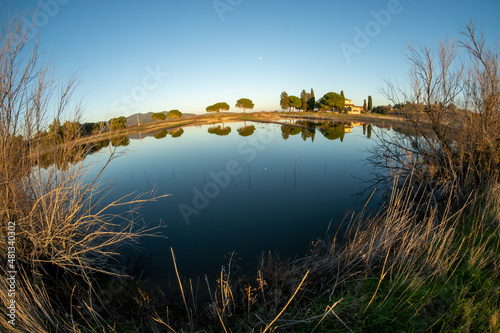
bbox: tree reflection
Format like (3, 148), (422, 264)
(280, 121), (375, 141)
(111, 135), (130, 147)
(281, 125), (302, 140)
(169, 128), (184, 138)
(319, 122), (345, 141)
(153, 127), (184, 139)
(237, 125), (255, 137)
(300, 128), (315, 142)
(38, 139), (110, 170)
(36, 121), (376, 170)
(208, 124), (231, 136)
(154, 130), (168, 139)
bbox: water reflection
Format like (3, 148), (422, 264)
(38, 120), (381, 174)
(237, 122), (256, 137)
(111, 135), (130, 147)
(153, 127), (185, 139)
(208, 123), (232, 136)
(78, 120), (389, 288)
(318, 123), (345, 141)
(170, 128), (184, 138)
(281, 120), (373, 142)
(154, 130), (168, 139)
(39, 120), (377, 170)
(38, 138), (111, 169)
(281, 125), (302, 140)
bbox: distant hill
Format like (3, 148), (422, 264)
(126, 111), (196, 126)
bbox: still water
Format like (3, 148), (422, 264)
(84, 120), (385, 286)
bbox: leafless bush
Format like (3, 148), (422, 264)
(379, 21), (499, 202)
(0, 15), (166, 332)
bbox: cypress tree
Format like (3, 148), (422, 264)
(300, 89), (308, 112)
(308, 88), (316, 112)
(280, 91), (290, 111)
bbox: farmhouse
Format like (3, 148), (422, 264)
(344, 99), (364, 114)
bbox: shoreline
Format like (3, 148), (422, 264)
(108, 111), (407, 137)
(36, 111), (406, 154)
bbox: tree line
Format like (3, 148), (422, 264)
(280, 89), (373, 113)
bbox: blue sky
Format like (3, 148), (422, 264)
(2, 0), (499, 122)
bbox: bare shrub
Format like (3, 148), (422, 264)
(379, 21), (499, 202)
(0, 15), (166, 331)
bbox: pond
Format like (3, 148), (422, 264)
(84, 120), (386, 288)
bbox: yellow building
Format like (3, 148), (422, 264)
(350, 106), (363, 114)
(344, 98), (363, 114)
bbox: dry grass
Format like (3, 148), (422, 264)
(0, 15), (168, 332)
